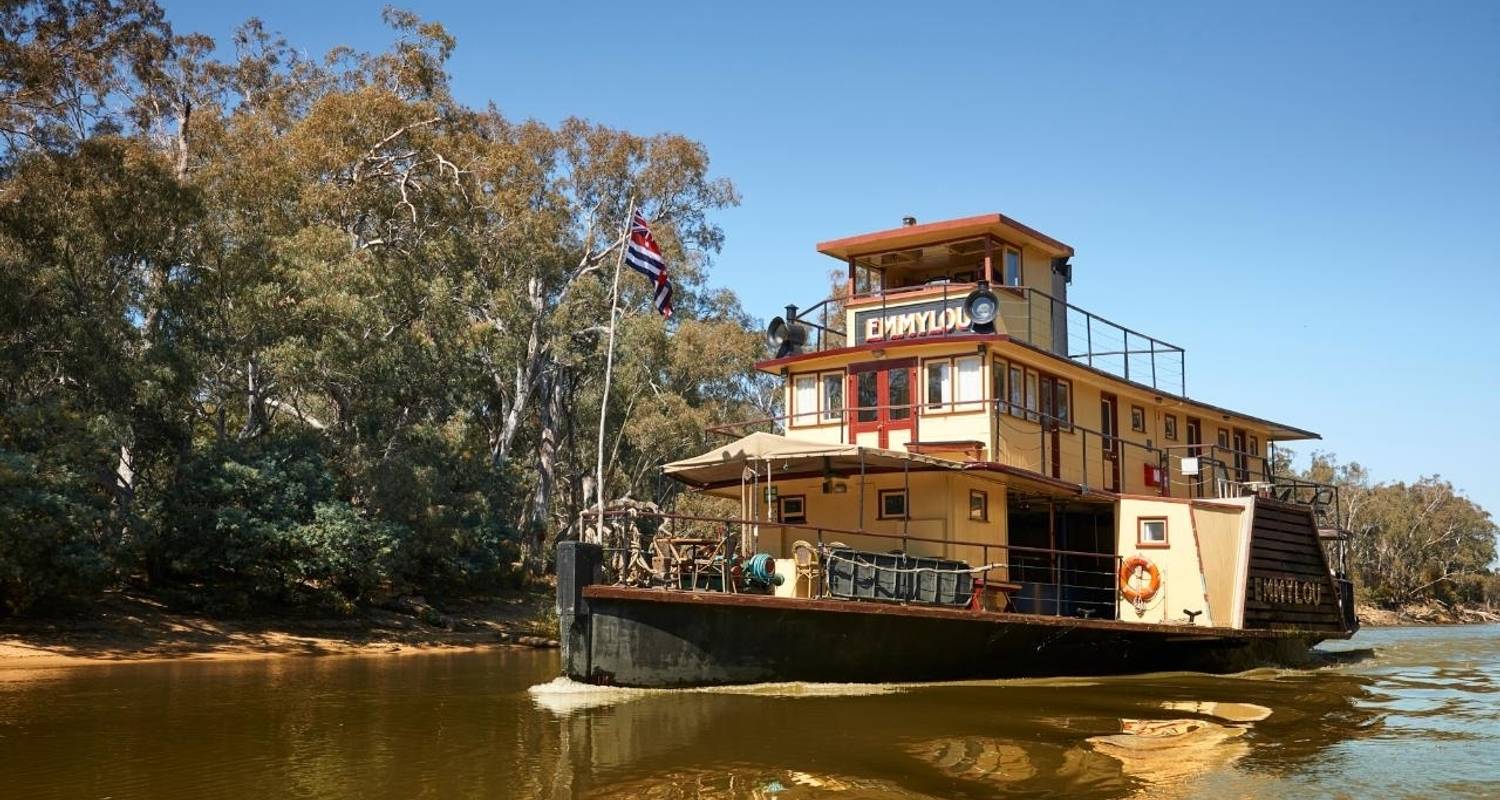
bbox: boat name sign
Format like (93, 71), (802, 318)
(855, 298), (973, 344)
(1249, 575), (1324, 607)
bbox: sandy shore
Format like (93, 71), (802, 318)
(1356, 601), (1500, 627)
(0, 591), (558, 672)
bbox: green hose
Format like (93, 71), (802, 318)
(745, 552), (784, 587)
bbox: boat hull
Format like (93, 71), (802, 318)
(558, 543), (1333, 688)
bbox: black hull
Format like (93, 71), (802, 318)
(558, 543), (1333, 689)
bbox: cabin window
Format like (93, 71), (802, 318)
(1055, 380), (1072, 431)
(1164, 415), (1179, 441)
(1025, 370), (1039, 422)
(1130, 405), (1146, 433)
(1004, 248), (1022, 286)
(991, 358), (1006, 413)
(792, 375), (817, 426)
(779, 495), (806, 525)
(925, 359), (951, 411)
(969, 489), (988, 521)
(1217, 428), (1230, 449)
(1248, 435), (1259, 456)
(1138, 517), (1168, 547)
(856, 372), (878, 423)
(878, 489), (908, 520)
(923, 356), (983, 413)
(1008, 365), (1024, 417)
(955, 356), (982, 410)
(820, 372), (844, 423)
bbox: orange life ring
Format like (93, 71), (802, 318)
(1119, 556), (1162, 603)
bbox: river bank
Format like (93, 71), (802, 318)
(0, 590), (559, 672)
(1356, 601), (1500, 626)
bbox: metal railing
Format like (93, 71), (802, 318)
(996, 287), (1186, 396)
(1163, 443), (1344, 531)
(780, 283), (1187, 395)
(582, 509), (1126, 621)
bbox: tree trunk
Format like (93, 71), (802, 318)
(523, 361), (563, 574)
(492, 278), (545, 462)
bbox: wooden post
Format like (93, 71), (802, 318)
(983, 238), (994, 284)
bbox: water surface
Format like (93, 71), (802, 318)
(2, 625), (1497, 798)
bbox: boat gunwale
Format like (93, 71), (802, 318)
(581, 585), (1351, 640)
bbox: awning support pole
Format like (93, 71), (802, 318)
(859, 449), (867, 529)
(902, 458), (911, 548)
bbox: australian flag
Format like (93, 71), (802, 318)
(624, 211), (673, 318)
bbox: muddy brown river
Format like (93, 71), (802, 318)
(2, 625), (1497, 798)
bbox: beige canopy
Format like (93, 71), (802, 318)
(662, 431), (961, 488)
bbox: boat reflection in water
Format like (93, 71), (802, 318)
(529, 652), (1385, 800)
(3, 628), (1495, 799)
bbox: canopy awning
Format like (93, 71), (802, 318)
(662, 431), (962, 489)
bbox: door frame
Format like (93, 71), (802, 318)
(1186, 417), (1203, 498)
(848, 358), (917, 449)
(1040, 375), (1062, 479)
(1099, 392), (1121, 492)
(1232, 427), (1249, 482)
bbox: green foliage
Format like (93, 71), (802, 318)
(1288, 450), (1498, 609)
(0, 404), (117, 614)
(0, 2), (754, 615)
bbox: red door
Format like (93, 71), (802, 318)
(1186, 418), (1203, 498)
(1040, 376), (1061, 478)
(1100, 393), (1121, 491)
(848, 360), (916, 449)
(1232, 428), (1249, 482)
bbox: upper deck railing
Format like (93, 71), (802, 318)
(780, 284), (1187, 396)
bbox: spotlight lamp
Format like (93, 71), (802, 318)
(964, 280), (1000, 334)
(766, 316), (809, 358)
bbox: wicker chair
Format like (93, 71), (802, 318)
(792, 540), (822, 598)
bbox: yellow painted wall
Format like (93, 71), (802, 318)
(1191, 498), (1253, 628)
(757, 472), (1007, 572)
(773, 338), (1279, 502)
(1114, 498), (1214, 627)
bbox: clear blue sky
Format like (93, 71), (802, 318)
(164, 1), (1500, 513)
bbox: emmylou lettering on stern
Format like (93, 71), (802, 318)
(855, 297), (974, 344)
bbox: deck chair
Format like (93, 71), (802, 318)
(792, 540), (821, 598)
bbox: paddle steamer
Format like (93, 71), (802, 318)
(559, 213), (1357, 687)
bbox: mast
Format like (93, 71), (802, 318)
(593, 196), (635, 543)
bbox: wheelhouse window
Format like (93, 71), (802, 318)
(969, 489), (988, 522)
(1138, 517), (1168, 547)
(878, 489), (908, 520)
(820, 373), (843, 423)
(1130, 405), (1146, 433)
(1004, 248), (1022, 286)
(1164, 415), (1179, 441)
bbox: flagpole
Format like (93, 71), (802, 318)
(594, 195), (635, 544)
